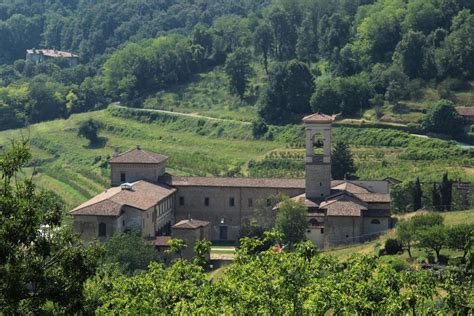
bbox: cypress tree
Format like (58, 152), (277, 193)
(440, 172), (452, 211)
(413, 177), (422, 211)
(331, 141), (356, 180)
(432, 183), (441, 211)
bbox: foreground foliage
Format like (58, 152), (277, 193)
(86, 237), (473, 314)
(0, 141), (100, 314)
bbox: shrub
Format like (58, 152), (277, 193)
(78, 119), (100, 144)
(252, 119), (268, 139)
(384, 238), (403, 255)
(379, 255), (409, 272)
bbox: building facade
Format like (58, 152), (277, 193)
(26, 49), (79, 67)
(70, 113), (392, 249)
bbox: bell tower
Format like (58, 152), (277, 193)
(303, 113), (334, 199)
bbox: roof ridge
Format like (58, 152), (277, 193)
(70, 198), (122, 214)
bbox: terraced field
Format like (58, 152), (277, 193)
(0, 105), (472, 211)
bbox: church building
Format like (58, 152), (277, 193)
(70, 113), (392, 249)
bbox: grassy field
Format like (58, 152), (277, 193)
(324, 209), (474, 259)
(0, 105), (472, 211)
(141, 64), (263, 122)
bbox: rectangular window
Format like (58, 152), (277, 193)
(204, 197), (210, 206)
(266, 199), (271, 207)
(321, 228), (324, 234)
(229, 197), (235, 207)
(179, 196), (185, 206)
(248, 198), (253, 207)
(120, 172), (126, 183)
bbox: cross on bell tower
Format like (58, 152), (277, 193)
(302, 113), (335, 199)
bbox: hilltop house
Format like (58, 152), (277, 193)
(26, 49), (79, 67)
(455, 106), (474, 130)
(70, 113), (392, 249)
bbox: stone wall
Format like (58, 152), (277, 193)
(324, 216), (362, 246)
(361, 217), (390, 239)
(73, 215), (119, 243)
(172, 225), (211, 260)
(174, 186), (305, 241)
(305, 163), (331, 199)
(110, 162), (166, 186)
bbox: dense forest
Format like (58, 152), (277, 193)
(0, 0), (473, 137)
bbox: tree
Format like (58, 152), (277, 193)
(254, 23), (274, 74)
(413, 177), (423, 211)
(166, 238), (186, 259)
(28, 80), (66, 123)
(385, 238), (403, 255)
(251, 118), (268, 139)
(259, 61), (314, 124)
(422, 99), (464, 138)
(193, 239), (211, 267)
(417, 225), (447, 262)
(331, 141), (356, 180)
(310, 76), (341, 114)
(391, 181), (416, 214)
(393, 31), (429, 79)
(296, 15), (317, 64)
(435, 10), (474, 78)
(396, 220), (416, 258)
(0, 140), (101, 314)
(275, 198), (308, 245)
(432, 183), (442, 211)
(439, 172), (452, 211)
(78, 119), (100, 145)
(285, 60), (314, 114)
(268, 6), (297, 60)
(446, 224), (473, 259)
(412, 213), (444, 229)
(103, 232), (159, 274)
(224, 48), (252, 100)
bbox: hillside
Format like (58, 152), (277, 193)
(325, 209), (474, 259)
(0, 103), (472, 210)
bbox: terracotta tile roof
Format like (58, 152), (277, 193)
(27, 49), (79, 58)
(70, 180), (176, 216)
(109, 147), (168, 164)
(456, 106), (474, 117)
(353, 193), (391, 203)
(155, 236), (171, 247)
(173, 219), (210, 229)
(319, 194), (368, 217)
(162, 175), (306, 189)
(302, 113), (335, 123)
(332, 182), (371, 194)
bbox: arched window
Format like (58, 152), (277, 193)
(309, 218), (319, 226)
(98, 223), (106, 237)
(371, 219), (381, 224)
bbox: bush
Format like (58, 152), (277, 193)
(78, 119), (100, 144)
(379, 255), (409, 272)
(384, 238), (403, 255)
(252, 119), (268, 139)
